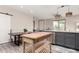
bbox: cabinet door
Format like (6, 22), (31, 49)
(55, 32), (64, 45)
(64, 33), (75, 49)
(75, 34), (79, 50)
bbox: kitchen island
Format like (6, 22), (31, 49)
(21, 32), (52, 53)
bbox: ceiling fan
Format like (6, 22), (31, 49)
(0, 12), (13, 16)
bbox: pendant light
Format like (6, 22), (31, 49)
(65, 6), (72, 17)
(54, 5), (64, 19)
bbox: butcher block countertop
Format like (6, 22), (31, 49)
(21, 32), (52, 40)
(22, 32), (52, 53)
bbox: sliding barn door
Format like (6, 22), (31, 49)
(0, 14), (11, 44)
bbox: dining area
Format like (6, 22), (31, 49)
(9, 31), (31, 46)
(9, 31), (52, 53)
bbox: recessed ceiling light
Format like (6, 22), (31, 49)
(30, 10), (33, 13)
(20, 5), (23, 8)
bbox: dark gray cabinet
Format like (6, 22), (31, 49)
(55, 32), (64, 45)
(76, 34), (79, 50)
(55, 32), (76, 49)
(64, 33), (75, 49)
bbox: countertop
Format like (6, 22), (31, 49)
(43, 30), (79, 33)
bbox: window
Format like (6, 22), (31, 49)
(53, 20), (65, 31)
(53, 21), (59, 30)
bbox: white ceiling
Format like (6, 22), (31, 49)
(7, 5), (79, 19)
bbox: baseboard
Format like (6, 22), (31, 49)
(0, 40), (10, 44)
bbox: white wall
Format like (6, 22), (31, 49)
(65, 15), (79, 32)
(11, 11), (33, 32)
(0, 6), (33, 32)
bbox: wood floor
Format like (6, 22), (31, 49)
(0, 42), (78, 53)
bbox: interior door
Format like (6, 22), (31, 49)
(0, 14), (11, 44)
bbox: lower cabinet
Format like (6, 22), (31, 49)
(55, 32), (64, 46)
(55, 32), (76, 49)
(64, 33), (75, 49)
(75, 34), (79, 50)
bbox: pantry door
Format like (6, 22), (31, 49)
(0, 14), (11, 44)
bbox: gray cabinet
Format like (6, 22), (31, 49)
(55, 32), (76, 49)
(64, 33), (75, 49)
(55, 32), (64, 46)
(76, 34), (79, 50)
